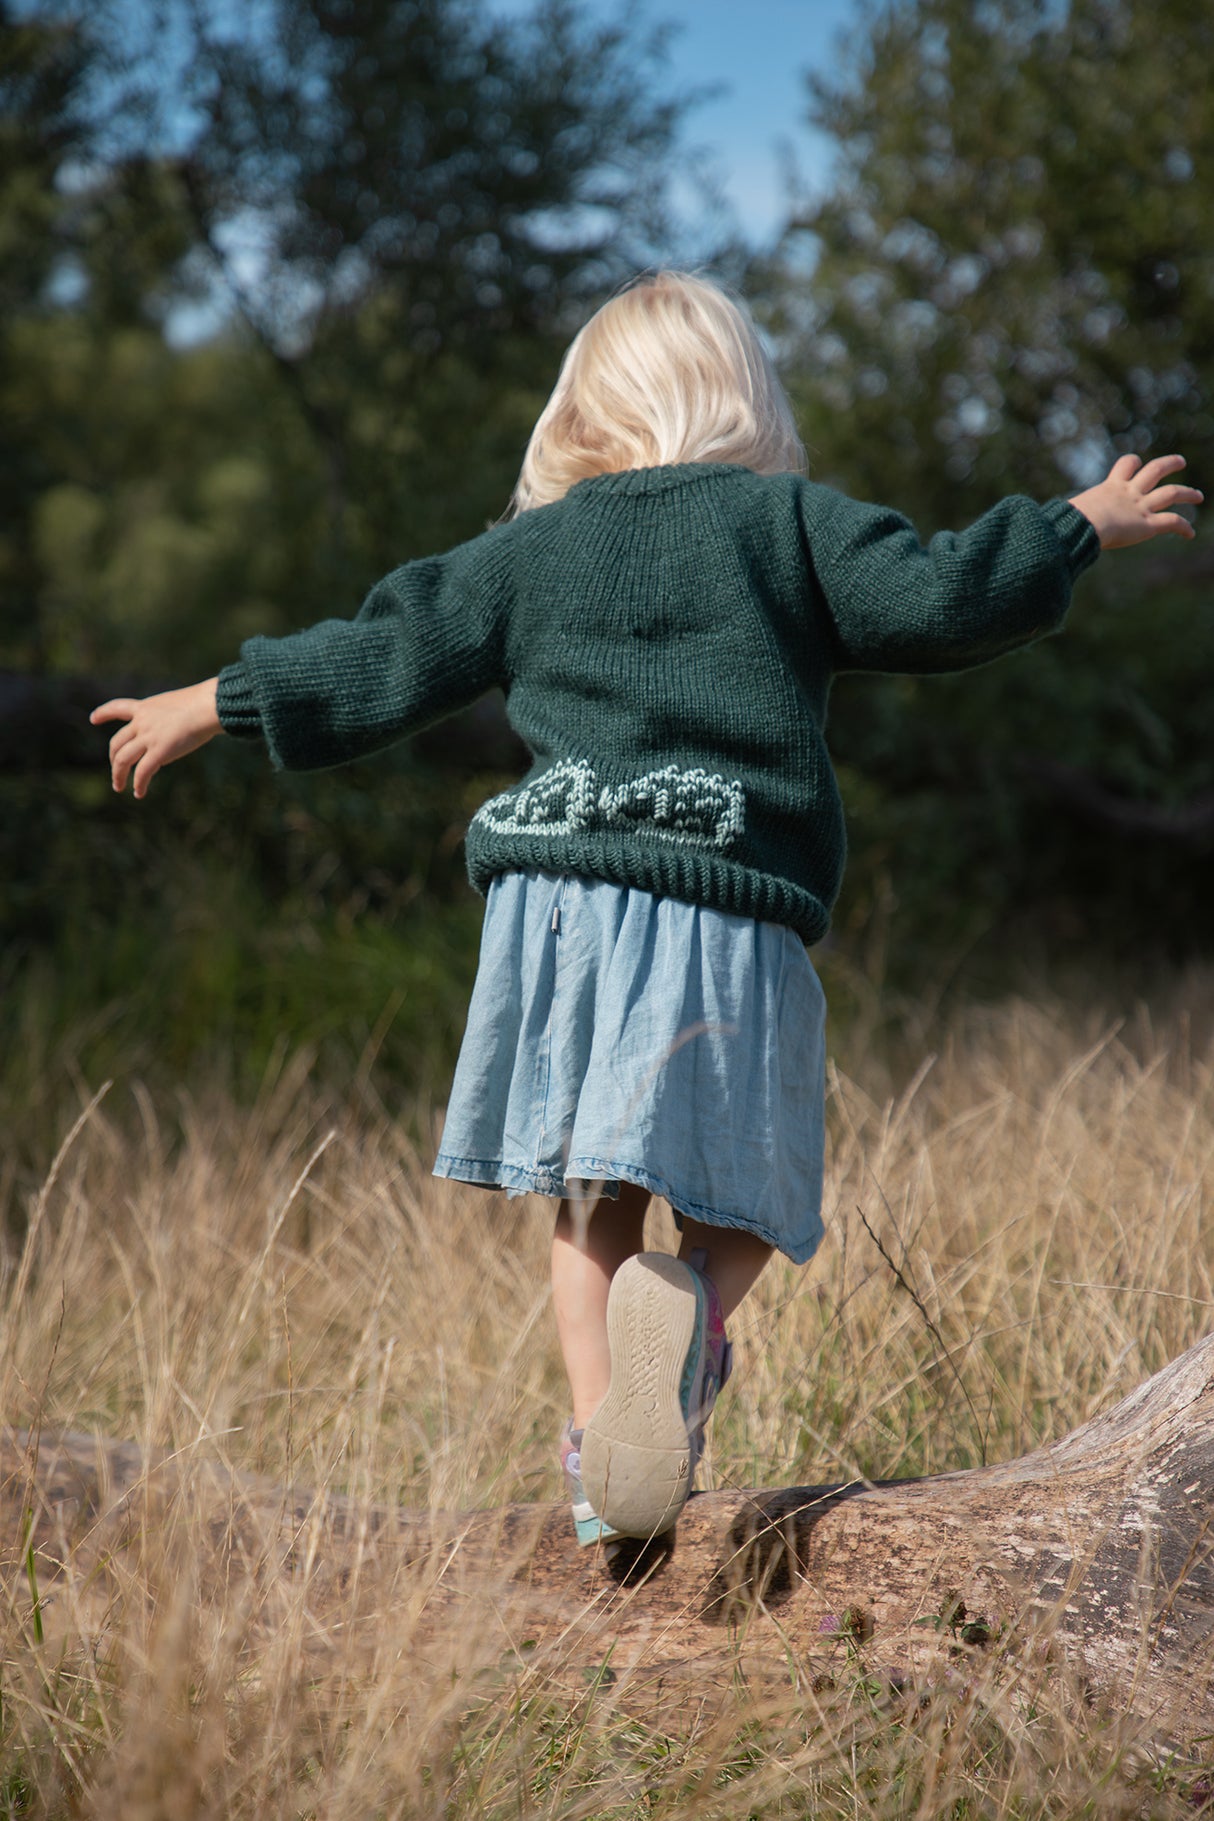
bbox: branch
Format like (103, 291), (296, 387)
(1018, 755), (1214, 848)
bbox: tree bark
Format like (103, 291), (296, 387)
(1019, 754), (1214, 847)
(5, 1333), (1214, 1739)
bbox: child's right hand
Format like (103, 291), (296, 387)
(90, 678), (222, 798)
(1069, 454), (1202, 550)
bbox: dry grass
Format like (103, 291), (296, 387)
(3, 972), (1214, 1816)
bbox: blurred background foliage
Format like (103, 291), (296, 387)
(762, 0), (1214, 978)
(2, 0), (1211, 1168)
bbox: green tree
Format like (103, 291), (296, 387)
(775, 0), (1213, 514)
(0, 3), (94, 669)
(7, 0), (701, 674)
(0, 0), (705, 1132)
(78, 0), (697, 596)
(764, 0), (1214, 964)
(0, 3), (261, 672)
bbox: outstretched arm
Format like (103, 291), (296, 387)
(90, 518), (516, 793)
(804, 450), (1200, 677)
(1069, 453), (1201, 548)
(803, 486), (1099, 675)
(90, 678), (221, 798)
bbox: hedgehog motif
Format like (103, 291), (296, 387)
(474, 759), (745, 852)
(597, 765), (746, 850)
(476, 759), (596, 836)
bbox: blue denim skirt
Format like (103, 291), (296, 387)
(432, 869), (827, 1263)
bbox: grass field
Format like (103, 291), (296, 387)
(3, 971), (1214, 1817)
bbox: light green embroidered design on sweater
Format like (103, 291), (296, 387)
(474, 759), (746, 851)
(216, 462), (1100, 943)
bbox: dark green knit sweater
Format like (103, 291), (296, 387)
(216, 462), (1099, 943)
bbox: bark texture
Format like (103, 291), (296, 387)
(5, 1331), (1214, 1737)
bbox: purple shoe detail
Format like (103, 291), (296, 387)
(685, 1248), (732, 1478)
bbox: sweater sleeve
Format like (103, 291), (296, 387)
(214, 522), (514, 771)
(797, 483), (1100, 675)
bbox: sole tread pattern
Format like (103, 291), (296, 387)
(580, 1253), (705, 1537)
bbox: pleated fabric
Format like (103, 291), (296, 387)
(432, 869), (827, 1263)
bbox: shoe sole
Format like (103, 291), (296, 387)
(580, 1253), (703, 1538)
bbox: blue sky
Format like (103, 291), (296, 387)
(152, 0), (861, 342)
(487, 0), (859, 244)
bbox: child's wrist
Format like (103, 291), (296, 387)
(195, 677), (222, 733)
(1067, 487), (1109, 547)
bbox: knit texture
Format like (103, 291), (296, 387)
(216, 463), (1099, 943)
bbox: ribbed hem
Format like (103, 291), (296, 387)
(215, 662), (265, 741)
(464, 829), (831, 946)
(1042, 498), (1102, 577)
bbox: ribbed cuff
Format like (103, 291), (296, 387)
(215, 661), (264, 741)
(1042, 497), (1102, 577)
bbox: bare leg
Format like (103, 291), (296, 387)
(677, 1215), (773, 1319)
(551, 1182), (649, 1428)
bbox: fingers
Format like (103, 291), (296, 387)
(1144, 482), (1203, 513)
(93, 698), (164, 794)
(1144, 511), (1197, 542)
(107, 717), (159, 794)
(131, 752), (160, 799)
(89, 698), (138, 727)
(92, 698), (141, 792)
(1102, 452), (1201, 546)
(111, 730), (145, 794)
(108, 722), (138, 761)
(1143, 469), (1202, 541)
(107, 720), (140, 787)
(1135, 452), (1188, 491)
(112, 739), (161, 797)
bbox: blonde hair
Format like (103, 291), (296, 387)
(512, 270), (806, 512)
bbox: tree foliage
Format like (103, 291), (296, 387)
(765, 0), (1213, 963)
(0, 0), (702, 1109)
(776, 0), (1213, 514)
(4, 0), (1214, 1114)
(1, 4), (95, 668)
(97, 0), (694, 587)
(5, 0), (699, 671)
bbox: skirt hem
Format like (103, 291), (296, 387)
(431, 1151), (823, 1265)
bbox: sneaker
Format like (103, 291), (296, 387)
(560, 1418), (623, 1549)
(579, 1248), (732, 1540)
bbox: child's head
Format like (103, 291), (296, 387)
(513, 270), (806, 512)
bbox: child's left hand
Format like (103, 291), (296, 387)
(1069, 453), (1202, 550)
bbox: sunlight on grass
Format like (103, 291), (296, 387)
(3, 976), (1214, 1815)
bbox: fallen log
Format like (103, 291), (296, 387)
(5, 1332), (1214, 1739)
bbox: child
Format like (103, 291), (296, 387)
(91, 271), (1200, 1549)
